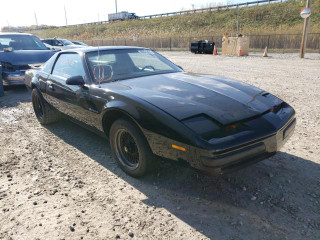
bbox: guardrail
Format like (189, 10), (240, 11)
(31, 0), (289, 30)
(138, 0), (286, 19)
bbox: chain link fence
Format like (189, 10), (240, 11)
(82, 33), (320, 53)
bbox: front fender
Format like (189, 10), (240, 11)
(100, 94), (203, 147)
(101, 97), (206, 162)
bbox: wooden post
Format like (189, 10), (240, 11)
(283, 33), (287, 54)
(300, 0), (312, 58)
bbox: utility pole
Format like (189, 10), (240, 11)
(34, 13), (39, 29)
(115, 0), (118, 13)
(236, 4), (240, 34)
(300, 0), (312, 58)
(64, 6), (68, 26)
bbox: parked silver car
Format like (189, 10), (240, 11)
(41, 38), (84, 50)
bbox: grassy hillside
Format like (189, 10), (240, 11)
(32, 0), (320, 40)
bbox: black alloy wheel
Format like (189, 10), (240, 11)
(31, 88), (60, 125)
(109, 119), (155, 177)
(33, 92), (44, 121)
(115, 129), (140, 170)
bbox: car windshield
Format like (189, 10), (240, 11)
(0, 35), (47, 51)
(73, 41), (86, 46)
(86, 49), (182, 84)
(59, 39), (73, 46)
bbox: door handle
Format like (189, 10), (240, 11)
(47, 81), (54, 90)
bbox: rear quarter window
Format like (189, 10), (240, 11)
(52, 53), (86, 79)
(42, 53), (58, 73)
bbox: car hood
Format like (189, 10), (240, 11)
(114, 72), (283, 125)
(0, 50), (55, 66)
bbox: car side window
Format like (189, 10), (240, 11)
(52, 54), (86, 80)
(51, 40), (59, 46)
(42, 53), (58, 73)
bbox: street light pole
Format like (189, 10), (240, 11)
(64, 6), (68, 26)
(34, 13), (39, 29)
(300, 0), (312, 58)
(236, 4), (240, 34)
(115, 0), (118, 13)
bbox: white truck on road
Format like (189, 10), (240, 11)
(108, 11), (138, 21)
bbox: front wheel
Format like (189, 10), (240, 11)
(32, 88), (60, 125)
(109, 119), (155, 177)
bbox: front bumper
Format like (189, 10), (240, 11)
(2, 70), (26, 86)
(145, 114), (296, 176)
(195, 116), (296, 175)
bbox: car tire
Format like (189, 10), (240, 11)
(109, 119), (155, 178)
(32, 88), (60, 125)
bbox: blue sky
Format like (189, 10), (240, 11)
(0, 0), (251, 29)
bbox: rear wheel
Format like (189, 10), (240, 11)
(109, 119), (155, 177)
(32, 88), (60, 125)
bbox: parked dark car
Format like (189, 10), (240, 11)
(190, 40), (215, 54)
(0, 33), (55, 86)
(24, 47), (296, 177)
(72, 41), (88, 46)
(43, 42), (62, 52)
(42, 38), (84, 50)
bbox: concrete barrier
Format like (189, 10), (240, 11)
(0, 65), (4, 97)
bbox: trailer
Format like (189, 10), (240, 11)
(108, 11), (138, 21)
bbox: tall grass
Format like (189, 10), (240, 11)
(32, 0), (320, 41)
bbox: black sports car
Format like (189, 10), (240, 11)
(24, 47), (296, 177)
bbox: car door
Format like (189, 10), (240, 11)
(45, 53), (96, 125)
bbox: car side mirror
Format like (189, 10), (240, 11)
(66, 76), (85, 86)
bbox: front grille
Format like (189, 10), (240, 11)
(13, 65), (30, 70)
(1, 62), (30, 71)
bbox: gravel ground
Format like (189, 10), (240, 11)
(0, 52), (319, 240)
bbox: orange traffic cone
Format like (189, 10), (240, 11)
(238, 45), (242, 57)
(213, 45), (217, 55)
(263, 46), (268, 57)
